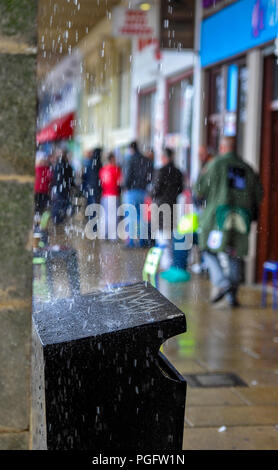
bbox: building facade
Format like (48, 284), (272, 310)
(198, 0), (278, 283)
(77, 0), (195, 174)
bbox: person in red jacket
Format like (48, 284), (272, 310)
(34, 151), (52, 215)
(99, 152), (122, 240)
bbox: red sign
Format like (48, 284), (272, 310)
(36, 112), (75, 144)
(112, 7), (157, 38)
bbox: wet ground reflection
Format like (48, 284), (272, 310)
(33, 208), (148, 302)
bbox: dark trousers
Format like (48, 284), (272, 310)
(203, 250), (243, 300)
(34, 193), (49, 215)
(51, 196), (69, 224)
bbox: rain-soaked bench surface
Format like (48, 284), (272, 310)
(33, 281), (186, 345)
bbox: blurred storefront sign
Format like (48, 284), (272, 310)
(112, 1), (195, 50)
(36, 112), (75, 144)
(39, 83), (78, 131)
(201, 0), (278, 67)
(112, 6), (158, 37)
(38, 49), (82, 131)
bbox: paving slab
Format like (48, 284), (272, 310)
(237, 370), (278, 387)
(200, 357), (278, 373)
(234, 386), (278, 406)
(0, 432), (29, 450)
(186, 387), (246, 407)
(185, 405), (278, 427)
(183, 426), (278, 450)
(0, 308), (30, 430)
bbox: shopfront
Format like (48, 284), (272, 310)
(256, 53), (278, 279)
(200, 0), (278, 282)
(132, 35), (195, 168)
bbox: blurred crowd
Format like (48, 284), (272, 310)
(34, 140), (188, 238)
(34, 136), (263, 308)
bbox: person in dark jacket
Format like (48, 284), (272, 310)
(194, 136), (263, 307)
(124, 141), (152, 247)
(151, 147), (183, 232)
(151, 147), (185, 279)
(50, 149), (74, 224)
(82, 148), (102, 207)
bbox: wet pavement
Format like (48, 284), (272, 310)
(162, 281), (278, 449)
(33, 211), (278, 450)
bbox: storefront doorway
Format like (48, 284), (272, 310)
(256, 55), (278, 280)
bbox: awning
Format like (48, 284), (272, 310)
(36, 112), (75, 144)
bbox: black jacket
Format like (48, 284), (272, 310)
(51, 157), (74, 199)
(125, 152), (153, 191)
(82, 149), (102, 201)
(151, 162), (183, 207)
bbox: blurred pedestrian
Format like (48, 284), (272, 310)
(151, 147), (183, 233)
(99, 152), (122, 240)
(194, 136), (263, 307)
(151, 148), (184, 278)
(124, 141), (153, 247)
(190, 145), (214, 273)
(50, 149), (75, 224)
(82, 148), (102, 207)
(34, 150), (52, 215)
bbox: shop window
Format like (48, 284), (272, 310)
(167, 76), (193, 172)
(138, 90), (156, 150)
(226, 64), (238, 113)
(224, 64), (238, 138)
(168, 78), (193, 134)
(236, 66), (248, 157)
(168, 81), (183, 134)
(211, 71), (223, 114)
(207, 61), (247, 156)
(208, 68), (225, 153)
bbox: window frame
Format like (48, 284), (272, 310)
(165, 69), (193, 136)
(137, 85), (157, 150)
(206, 55), (247, 154)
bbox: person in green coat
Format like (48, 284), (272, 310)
(194, 136), (263, 307)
